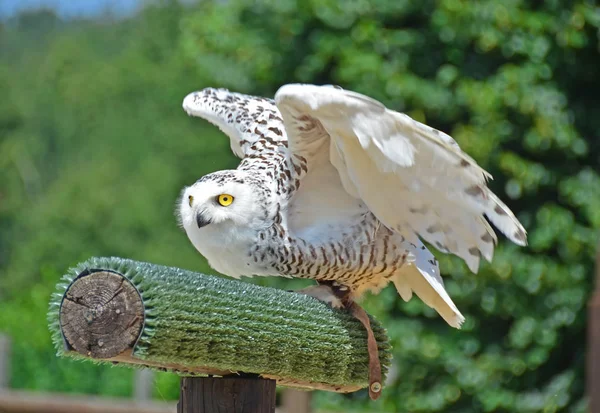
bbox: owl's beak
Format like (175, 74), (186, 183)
(196, 212), (212, 228)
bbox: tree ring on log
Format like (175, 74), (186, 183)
(59, 269), (144, 359)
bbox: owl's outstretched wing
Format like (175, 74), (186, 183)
(275, 84), (527, 274)
(182, 88), (287, 158)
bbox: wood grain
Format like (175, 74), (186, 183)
(177, 377), (276, 413)
(60, 270), (144, 359)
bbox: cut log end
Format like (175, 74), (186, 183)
(59, 270), (144, 359)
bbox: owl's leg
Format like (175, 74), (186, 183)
(297, 281), (382, 400)
(295, 284), (344, 309)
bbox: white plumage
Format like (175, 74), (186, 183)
(178, 84), (527, 329)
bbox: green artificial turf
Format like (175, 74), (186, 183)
(48, 257), (391, 389)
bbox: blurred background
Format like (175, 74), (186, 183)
(0, 0), (598, 412)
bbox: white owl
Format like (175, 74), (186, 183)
(177, 84), (526, 398)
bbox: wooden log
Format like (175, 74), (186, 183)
(48, 257), (391, 394)
(59, 270), (144, 359)
(177, 377), (276, 413)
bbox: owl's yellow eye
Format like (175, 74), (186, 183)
(217, 194), (234, 206)
(188, 195), (194, 207)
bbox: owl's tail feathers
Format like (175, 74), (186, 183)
(393, 255), (465, 329)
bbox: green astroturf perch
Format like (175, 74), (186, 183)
(48, 257), (391, 393)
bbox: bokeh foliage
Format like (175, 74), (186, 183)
(0, 0), (598, 411)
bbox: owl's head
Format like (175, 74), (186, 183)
(177, 170), (267, 234)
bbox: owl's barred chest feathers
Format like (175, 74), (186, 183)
(187, 109), (417, 294)
(198, 147), (413, 294)
(254, 216), (413, 294)
(203, 206), (413, 296)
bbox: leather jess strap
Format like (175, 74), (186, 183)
(349, 302), (382, 400)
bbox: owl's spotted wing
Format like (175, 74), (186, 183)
(182, 88), (287, 158)
(275, 84), (527, 273)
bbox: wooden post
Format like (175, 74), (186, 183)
(281, 389), (311, 413)
(134, 369), (154, 401)
(177, 377), (276, 413)
(0, 334), (10, 390)
(588, 242), (600, 413)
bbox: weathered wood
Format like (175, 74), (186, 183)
(0, 390), (176, 413)
(587, 242), (600, 413)
(60, 270), (144, 359)
(0, 334), (10, 389)
(134, 369), (154, 401)
(281, 389), (311, 413)
(177, 377), (276, 413)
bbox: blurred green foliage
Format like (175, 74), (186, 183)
(0, 0), (598, 412)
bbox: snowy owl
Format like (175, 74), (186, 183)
(177, 84), (526, 398)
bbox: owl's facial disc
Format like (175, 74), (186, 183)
(192, 193), (234, 228)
